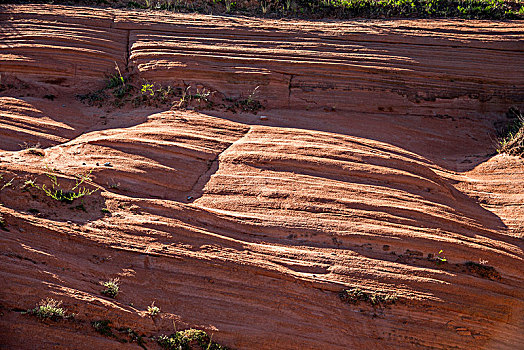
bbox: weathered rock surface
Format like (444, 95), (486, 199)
(0, 5), (523, 350)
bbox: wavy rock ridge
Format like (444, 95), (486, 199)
(0, 5), (523, 350)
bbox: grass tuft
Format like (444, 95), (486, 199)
(147, 302), (160, 317)
(339, 287), (398, 307)
(118, 327), (147, 349)
(92, 319), (115, 337)
(464, 261), (501, 280)
(26, 298), (68, 321)
(0, 174), (13, 230)
(100, 278), (120, 298)
(78, 65), (131, 107)
(497, 107), (523, 156)
(27, 148), (45, 157)
(157, 329), (229, 350)
(226, 86), (264, 114)
(79, 70), (266, 113)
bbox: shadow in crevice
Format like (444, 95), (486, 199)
(0, 85), (154, 153)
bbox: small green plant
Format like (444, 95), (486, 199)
(27, 148), (45, 157)
(22, 179), (35, 193)
(339, 288), (398, 307)
(157, 329), (228, 350)
(497, 107), (523, 156)
(176, 86), (192, 108)
(0, 174), (13, 230)
(100, 278), (120, 298)
(134, 83), (178, 107)
(24, 179), (35, 187)
(247, 85), (259, 103)
(194, 87), (212, 102)
(227, 86), (264, 114)
(175, 85), (214, 109)
(101, 208), (111, 214)
(93, 321), (146, 348)
(28, 171), (97, 204)
(224, 0), (234, 13)
(92, 320), (114, 337)
(0, 176), (13, 191)
(141, 83), (155, 96)
(77, 89), (109, 106)
(463, 261), (501, 280)
(0, 213), (5, 230)
(284, 0), (292, 12)
(118, 327), (147, 349)
(107, 179), (120, 190)
(261, 0), (269, 14)
(26, 298), (67, 320)
(147, 302), (160, 317)
(107, 64), (125, 89)
(78, 65), (131, 107)
(435, 249), (447, 264)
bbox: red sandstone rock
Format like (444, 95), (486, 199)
(0, 5), (523, 350)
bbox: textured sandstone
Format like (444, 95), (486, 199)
(0, 4), (523, 350)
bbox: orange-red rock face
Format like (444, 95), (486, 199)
(0, 5), (523, 350)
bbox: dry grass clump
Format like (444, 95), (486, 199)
(498, 107), (523, 157)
